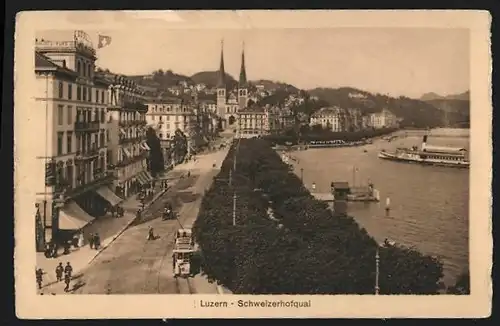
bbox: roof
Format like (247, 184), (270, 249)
(423, 145), (467, 153)
(35, 52), (78, 78)
(238, 104), (266, 114)
(331, 181), (350, 189)
(311, 106), (344, 117)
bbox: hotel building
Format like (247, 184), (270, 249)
(34, 38), (116, 248)
(98, 72), (152, 198)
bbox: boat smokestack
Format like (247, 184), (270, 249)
(421, 135), (428, 151)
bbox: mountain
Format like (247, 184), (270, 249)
(190, 71), (237, 89)
(420, 91), (470, 101)
(307, 87), (446, 128)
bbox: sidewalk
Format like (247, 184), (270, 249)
(36, 186), (167, 290)
(36, 164), (192, 291)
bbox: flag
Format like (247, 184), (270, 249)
(98, 35), (112, 49)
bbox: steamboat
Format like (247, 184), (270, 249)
(378, 135), (469, 168)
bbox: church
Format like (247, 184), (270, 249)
(215, 41), (249, 130)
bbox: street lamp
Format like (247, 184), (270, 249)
(375, 244), (380, 295)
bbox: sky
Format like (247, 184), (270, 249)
(36, 12), (470, 99)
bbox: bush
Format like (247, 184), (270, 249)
(193, 138), (444, 294)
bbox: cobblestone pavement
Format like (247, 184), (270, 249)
(40, 148), (230, 295)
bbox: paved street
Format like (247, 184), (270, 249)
(40, 146), (230, 295)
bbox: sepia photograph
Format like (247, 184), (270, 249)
(14, 10), (491, 318)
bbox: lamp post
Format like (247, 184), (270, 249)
(375, 245), (380, 295)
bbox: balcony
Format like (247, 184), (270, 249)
(75, 145), (100, 161)
(114, 151), (149, 168)
(74, 121), (100, 132)
(61, 171), (115, 200)
(119, 135), (145, 145)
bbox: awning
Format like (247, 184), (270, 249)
(59, 200), (95, 230)
(95, 186), (123, 207)
(122, 147), (132, 158)
(136, 171), (150, 185)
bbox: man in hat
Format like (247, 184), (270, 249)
(64, 262), (73, 278)
(36, 268), (44, 289)
(64, 272), (71, 292)
(55, 262), (64, 282)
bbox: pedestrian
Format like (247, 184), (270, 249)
(36, 268), (44, 289)
(94, 233), (101, 250)
(78, 232), (84, 248)
(55, 262), (64, 282)
(147, 226), (155, 241)
(64, 262), (73, 278)
(136, 209), (142, 220)
(64, 272), (71, 292)
(89, 233), (95, 249)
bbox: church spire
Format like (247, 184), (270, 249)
(217, 39), (226, 88)
(239, 41), (247, 87)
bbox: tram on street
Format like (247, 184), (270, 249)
(173, 228), (196, 278)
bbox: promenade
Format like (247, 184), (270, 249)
(39, 146), (232, 294)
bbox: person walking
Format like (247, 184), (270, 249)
(36, 268), (44, 290)
(78, 232), (84, 248)
(55, 262), (64, 282)
(64, 262), (73, 278)
(89, 233), (95, 249)
(64, 272), (71, 292)
(94, 233), (101, 250)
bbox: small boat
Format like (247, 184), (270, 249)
(383, 238), (397, 247)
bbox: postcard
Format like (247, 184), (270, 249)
(14, 10), (492, 319)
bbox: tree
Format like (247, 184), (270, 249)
(145, 127), (165, 177)
(247, 99), (256, 107)
(446, 271), (470, 294)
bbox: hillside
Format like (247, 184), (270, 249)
(129, 69), (192, 89)
(250, 79), (299, 93)
(190, 71), (237, 89)
(307, 87), (445, 128)
(425, 99), (470, 127)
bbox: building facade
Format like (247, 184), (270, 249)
(369, 108), (398, 129)
(236, 105), (271, 137)
(100, 72), (152, 198)
(310, 107), (346, 132)
(216, 42), (249, 129)
(34, 37), (116, 247)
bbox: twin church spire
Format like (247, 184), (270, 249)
(217, 39), (247, 89)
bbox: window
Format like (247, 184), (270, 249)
(66, 165), (73, 188)
(82, 63), (86, 77)
(100, 132), (104, 147)
(68, 84), (73, 100)
(100, 108), (105, 122)
(82, 87), (87, 101)
(57, 132), (64, 155)
(58, 82), (64, 98)
(159, 133), (163, 139)
(66, 132), (73, 153)
(67, 106), (72, 125)
(106, 130), (109, 143)
(166, 115), (170, 121)
(57, 105), (64, 125)
(95, 90), (99, 103)
(88, 88), (92, 102)
(87, 65), (91, 78)
(77, 61), (81, 74)
(106, 150), (112, 166)
(101, 91), (104, 104)
(77, 86), (81, 101)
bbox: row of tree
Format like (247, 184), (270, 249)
(193, 138), (448, 294)
(263, 126), (399, 145)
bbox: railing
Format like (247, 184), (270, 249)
(75, 146), (100, 160)
(74, 121), (100, 132)
(119, 135), (146, 145)
(119, 120), (147, 127)
(114, 151), (149, 168)
(124, 101), (148, 112)
(62, 171), (114, 199)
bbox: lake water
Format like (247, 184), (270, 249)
(291, 128), (469, 286)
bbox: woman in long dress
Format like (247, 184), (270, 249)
(78, 232), (84, 248)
